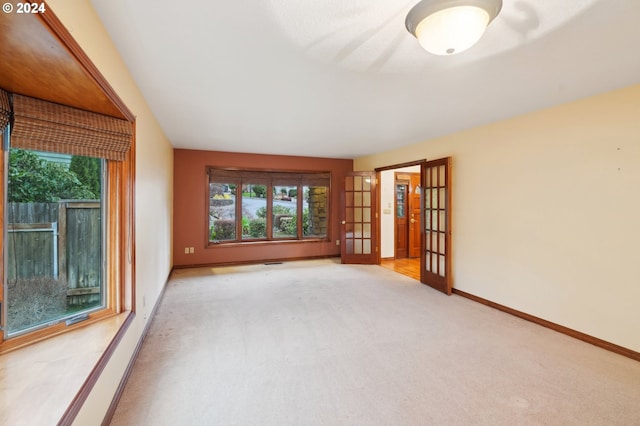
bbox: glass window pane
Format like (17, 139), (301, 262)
(354, 223), (362, 238)
(6, 149), (104, 335)
(425, 188), (431, 209)
(239, 183), (266, 240)
(425, 252), (431, 272)
(363, 191), (371, 207)
(432, 253), (439, 275)
(439, 165), (446, 186)
(363, 224), (371, 238)
(345, 223), (354, 238)
(363, 177), (371, 191)
(363, 239), (371, 254)
(432, 188), (438, 209)
(354, 208), (362, 222)
(432, 232), (438, 253)
(272, 185), (297, 239)
(425, 230), (431, 250)
(346, 207), (354, 223)
(363, 208), (371, 223)
(439, 255), (446, 277)
(354, 192), (362, 207)
(439, 188), (445, 209)
(354, 176), (362, 190)
(425, 168), (431, 187)
(346, 191), (354, 207)
(396, 185), (405, 218)
(303, 185), (327, 238)
(210, 181), (237, 241)
(439, 211), (446, 232)
(346, 238), (354, 255)
(439, 232), (446, 255)
(353, 191), (361, 208)
(354, 239), (363, 254)
(432, 211), (438, 232)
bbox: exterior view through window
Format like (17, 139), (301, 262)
(5, 148), (104, 336)
(208, 170), (330, 243)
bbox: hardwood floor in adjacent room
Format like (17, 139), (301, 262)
(380, 257), (420, 281)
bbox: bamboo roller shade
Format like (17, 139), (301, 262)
(209, 169), (331, 186)
(11, 94), (133, 161)
(0, 89), (10, 131)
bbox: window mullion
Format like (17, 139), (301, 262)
(297, 183), (303, 239)
(266, 182), (273, 240)
(236, 179), (243, 242)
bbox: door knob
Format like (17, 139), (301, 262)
(341, 220), (346, 224)
(410, 218), (416, 224)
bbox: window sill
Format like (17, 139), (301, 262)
(207, 237), (330, 248)
(0, 312), (131, 425)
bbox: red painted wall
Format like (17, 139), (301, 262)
(173, 149), (353, 267)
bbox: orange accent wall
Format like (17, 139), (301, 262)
(173, 149), (353, 267)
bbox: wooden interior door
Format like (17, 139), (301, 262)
(409, 173), (421, 258)
(394, 181), (408, 258)
(341, 172), (377, 264)
(421, 158), (452, 294)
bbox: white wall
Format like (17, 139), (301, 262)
(46, 1), (174, 424)
(380, 166), (419, 258)
(356, 85), (640, 353)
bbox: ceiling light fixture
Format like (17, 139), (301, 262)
(406, 0), (502, 55)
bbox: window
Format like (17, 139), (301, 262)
(5, 148), (104, 335)
(208, 169), (330, 243)
(0, 92), (134, 352)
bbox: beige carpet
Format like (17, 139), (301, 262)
(110, 259), (640, 425)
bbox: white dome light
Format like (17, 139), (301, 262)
(406, 0), (502, 55)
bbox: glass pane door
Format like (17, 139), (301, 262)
(341, 172), (377, 264)
(421, 158), (452, 294)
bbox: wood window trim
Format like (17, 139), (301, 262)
(0, 129), (136, 353)
(207, 168), (331, 245)
(0, 5), (137, 425)
(36, 5), (135, 122)
(0, 0), (135, 354)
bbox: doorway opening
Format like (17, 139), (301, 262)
(342, 158), (451, 294)
(378, 163), (422, 281)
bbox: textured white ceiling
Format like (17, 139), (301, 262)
(91, 0), (640, 159)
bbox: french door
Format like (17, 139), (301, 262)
(341, 172), (377, 264)
(409, 172), (421, 258)
(421, 158), (452, 294)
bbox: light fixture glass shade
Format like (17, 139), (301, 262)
(415, 6), (489, 55)
(406, 0), (502, 55)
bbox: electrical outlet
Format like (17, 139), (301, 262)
(189, 247), (194, 254)
(336, 240), (340, 246)
(184, 247), (189, 254)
